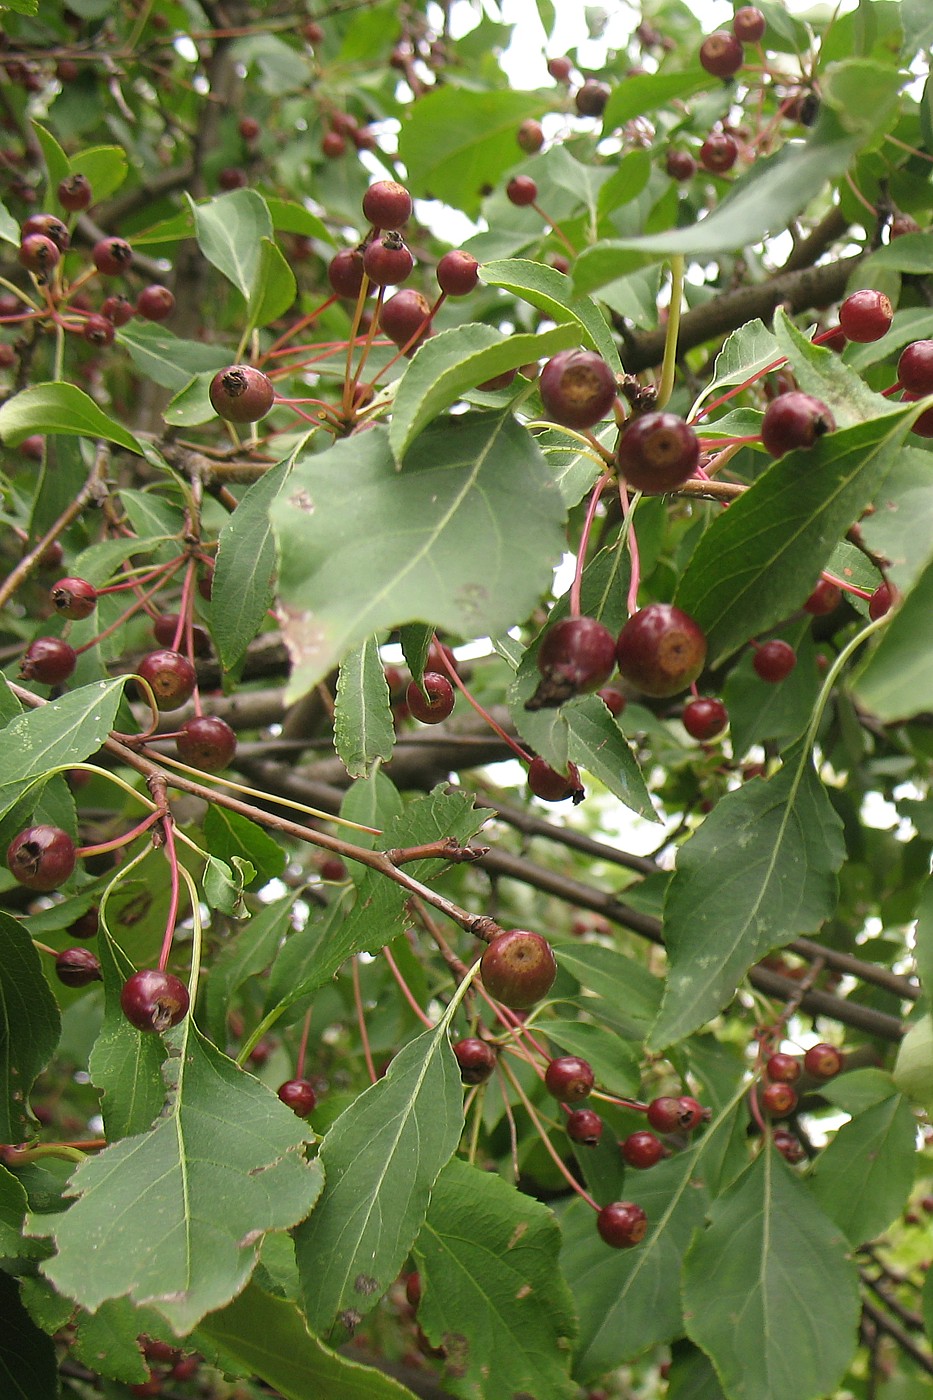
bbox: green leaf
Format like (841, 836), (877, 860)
(562, 1155), (709, 1379)
(399, 87), (545, 217)
(389, 321), (579, 464)
(480, 259), (622, 370)
(198, 1282), (420, 1399)
(683, 1149), (860, 1400)
(565, 694), (659, 822)
(650, 747), (845, 1048)
(164, 371), (215, 427)
(414, 1158), (577, 1399)
(554, 943), (662, 1040)
(203, 855), (254, 916)
(39, 1023), (323, 1334)
(202, 805), (286, 888)
(31, 123), (69, 191)
(399, 623), (433, 686)
(0, 679), (129, 821)
(0, 198), (19, 246)
(894, 1018), (933, 1113)
(0, 1164), (28, 1255)
(213, 455), (292, 669)
(860, 448), (933, 592)
(294, 1020), (463, 1338)
(809, 1093), (917, 1246)
(265, 197), (333, 244)
(334, 636), (395, 779)
(0, 0), (39, 14)
(246, 237), (297, 334)
(203, 895), (297, 1044)
(117, 322), (230, 393)
(774, 308), (897, 429)
(544, 1019), (640, 1098)
(72, 1298), (150, 1383)
(0, 913), (60, 1145)
(89, 931), (166, 1141)
(603, 65), (709, 127)
(64, 145), (128, 203)
(0, 383), (144, 455)
(691, 319), (781, 419)
(188, 188), (273, 301)
(272, 416), (565, 700)
(0, 1272), (59, 1400)
(675, 408), (915, 668)
(855, 554), (933, 720)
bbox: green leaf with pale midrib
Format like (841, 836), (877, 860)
(0, 383), (143, 455)
(334, 635), (395, 779)
(809, 1092), (917, 1246)
(213, 455), (292, 670)
(480, 258), (622, 371)
(0, 914), (60, 1145)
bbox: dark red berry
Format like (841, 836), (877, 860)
(405, 1271), (422, 1308)
(328, 247), (366, 300)
(219, 165), (249, 189)
(137, 650), (197, 711)
(527, 756), (584, 803)
(477, 368), (517, 392)
(67, 908), (99, 939)
(426, 639), (459, 676)
(319, 857), (347, 881)
(566, 1108), (603, 1145)
(665, 150), (696, 181)
(596, 1201), (648, 1248)
(303, 20), (324, 43)
(762, 1082), (798, 1117)
(529, 615), (616, 710)
(621, 1130), (664, 1168)
(616, 411), (699, 493)
(209, 365), (275, 422)
(406, 673), (455, 724)
(83, 314), (115, 347)
(838, 289), (893, 343)
(121, 970), (190, 1032)
(616, 604), (706, 698)
(700, 132), (738, 173)
(765, 1052), (801, 1084)
(898, 340), (933, 394)
(803, 579), (841, 615)
(152, 614), (211, 656)
(321, 129), (347, 158)
(0, 343), (15, 367)
(544, 1055), (595, 1103)
(452, 1037), (497, 1085)
(891, 214), (921, 238)
(436, 249), (480, 297)
(19, 234), (60, 274)
(506, 175), (538, 207)
(55, 947), (102, 988)
(547, 55), (573, 82)
(136, 285), (175, 321)
(869, 581), (897, 619)
(773, 1129), (806, 1163)
(517, 119), (544, 153)
(363, 232), (414, 287)
(539, 349), (617, 430)
(57, 172), (93, 210)
(22, 213), (70, 250)
(480, 929), (557, 1009)
(50, 577), (96, 620)
(682, 697), (728, 741)
(596, 683), (627, 717)
(277, 1078), (317, 1115)
(733, 6), (766, 41)
(238, 115), (260, 141)
(700, 31), (744, 78)
(761, 391), (835, 456)
(753, 639), (796, 683)
(92, 237), (133, 276)
(646, 1096), (686, 1133)
(7, 826), (77, 891)
(101, 294), (134, 326)
(176, 716), (237, 773)
(362, 179), (412, 230)
(677, 1096), (705, 1131)
(803, 1042), (843, 1079)
(21, 636), (77, 685)
(379, 289), (432, 348)
(575, 79), (611, 117)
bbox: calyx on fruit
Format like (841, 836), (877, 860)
(616, 604), (706, 698)
(526, 615), (616, 711)
(480, 929), (557, 1009)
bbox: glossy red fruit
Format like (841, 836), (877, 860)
(898, 340), (933, 394)
(617, 411), (699, 493)
(50, 577), (96, 621)
(766, 1052), (801, 1084)
(137, 649), (197, 711)
(21, 636), (77, 684)
(597, 683), (627, 717)
(55, 947), (102, 988)
(547, 55), (573, 82)
(527, 756), (584, 803)
(362, 180), (412, 230)
(328, 247), (366, 299)
(426, 639), (459, 676)
(83, 313), (115, 347)
(406, 673), (455, 724)
(699, 31), (744, 78)
(101, 294), (134, 326)
(545, 1055), (595, 1102)
(733, 6), (766, 41)
(773, 1129), (806, 1163)
(530, 615), (616, 710)
(761, 391), (835, 456)
(7, 825), (77, 891)
(277, 1078), (317, 1115)
(92, 236), (133, 276)
(596, 1201), (648, 1248)
(616, 604), (706, 698)
(319, 857), (347, 882)
(665, 149), (697, 180)
(838, 289), (893, 343)
(677, 1096), (705, 1130)
(517, 119), (544, 153)
(19, 233), (60, 275)
(121, 970), (189, 1032)
(700, 132), (738, 173)
(621, 1130), (664, 1168)
(480, 929), (557, 1009)
(868, 581), (897, 619)
(762, 1081), (798, 1116)
(566, 1108), (603, 1145)
(539, 349), (617, 430)
(209, 365), (274, 422)
(682, 697), (728, 741)
(803, 579), (841, 615)
(363, 232), (414, 287)
(379, 289), (432, 348)
(67, 908), (99, 940)
(803, 1042), (844, 1079)
(405, 1271), (422, 1308)
(153, 614), (211, 657)
(575, 79), (611, 117)
(452, 1037), (497, 1085)
(22, 213), (71, 250)
(506, 175), (538, 207)
(753, 639), (796, 683)
(436, 249), (479, 297)
(136, 284), (175, 321)
(176, 715), (237, 773)
(58, 172), (93, 211)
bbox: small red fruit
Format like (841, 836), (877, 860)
(121, 969), (189, 1032)
(803, 579), (841, 615)
(616, 604), (706, 698)
(803, 1042), (843, 1079)
(596, 1201), (648, 1248)
(539, 349), (617, 430)
(405, 1271), (422, 1308)
(209, 365), (275, 422)
(362, 232), (414, 287)
(527, 756), (584, 803)
(517, 119), (544, 153)
(58, 173), (93, 211)
(566, 1108), (603, 1145)
(176, 715), (237, 772)
(92, 237), (133, 276)
(761, 391), (835, 456)
(898, 340), (933, 394)
(766, 1052), (802, 1084)
(50, 577), (96, 621)
(868, 581), (897, 619)
(682, 697), (728, 741)
(544, 1055), (595, 1103)
(665, 150), (697, 181)
(22, 214), (70, 250)
(277, 1078), (317, 1115)
(136, 285), (175, 321)
(506, 175), (538, 207)
(574, 80), (611, 117)
(733, 6), (766, 41)
(480, 929), (557, 1009)
(137, 650), (197, 711)
(238, 116), (260, 141)
(753, 640), (796, 683)
(328, 247), (366, 299)
(621, 1130), (664, 1168)
(406, 673), (455, 724)
(55, 947), (102, 988)
(21, 636), (77, 685)
(547, 56), (573, 83)
(596, 683), (627, 717)
(677, 1096), (705, 1130)
(838, 289), (893, 343)
(700, 132), (738, 174)
(379, 289), (432, 348)
(101, 294), (134, 326)
(616, 411), (699, 493)
(452, 1037), (497, 1085)
(762, 1082), (798, 1116)
(219, 165), (249, 189)
(529, 615), (616, 709)
(19, 234), (60, 275)
(436, 249), (480, 297)
(699, 31), (744, 79)
(83, 314), (115, 347)
(362, 180), (413, 230)
(7, 826), (77, 891)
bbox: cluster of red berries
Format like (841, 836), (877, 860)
(760, 1042), (844, 1124)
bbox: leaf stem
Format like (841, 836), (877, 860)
(656, 255), (685, 410)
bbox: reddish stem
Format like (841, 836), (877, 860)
(383, 944), (434, 1027)
(352, 955), (378, 1084)
(157, 814), (181, 973)
(569, 473), (611, 619)
(75, 810), (162, 858)
(498, 1057), (599, 1210)
(430, 638), (531, 765)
